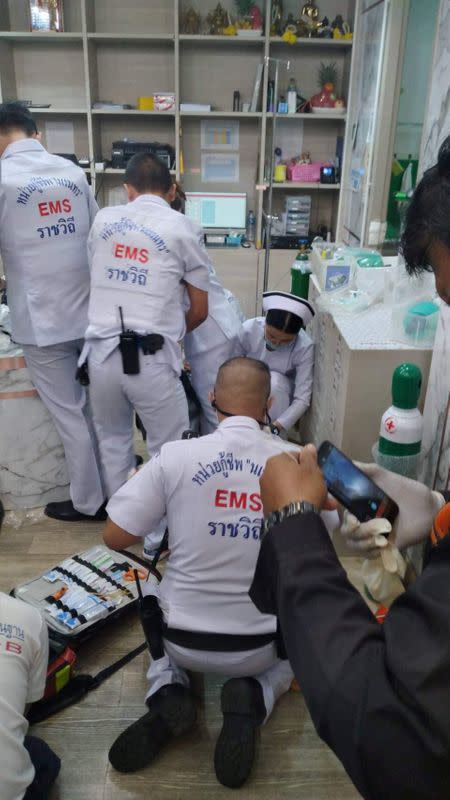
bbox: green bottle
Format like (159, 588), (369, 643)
(291, 252), (311, 299)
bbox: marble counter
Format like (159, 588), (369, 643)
(0, 319), (69, 511)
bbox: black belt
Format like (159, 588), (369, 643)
(163, 625), (275, 652)
(137, 333), (164, 355)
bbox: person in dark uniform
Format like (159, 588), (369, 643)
(250, 446), (450, 800)
(249, 137), (450, 800)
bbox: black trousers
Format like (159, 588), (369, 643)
(23, 735), (61, 800)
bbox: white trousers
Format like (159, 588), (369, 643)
(89, 344), (188, 505)
(187, 335), (238, 434)
(22, 339), (104, 515)
(269, 371), (292, 423)
(147, 639), (293, 723)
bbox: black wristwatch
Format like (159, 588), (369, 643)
(263, 500), (319, 538)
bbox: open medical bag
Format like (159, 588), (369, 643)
(11, 543), (162, 723)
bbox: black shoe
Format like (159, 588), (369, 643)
(214, 677), (266, 789)
(44, 500), (107, 522)
(109, 684), (196, 773)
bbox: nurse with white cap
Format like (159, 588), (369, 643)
(235, 291), (315, 434)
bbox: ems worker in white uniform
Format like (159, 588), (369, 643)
(103, 357), (296, 788)
(0, 591), (61, 800)
(236, 291), (315, 435)
(169, 182), (245, 434)
(0, 102), (105, 522)
(84, 153), (209, 507)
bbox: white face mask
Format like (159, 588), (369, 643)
(264, 335), (293, 352)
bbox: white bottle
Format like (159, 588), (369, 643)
(376, 363), (423, 478)
(287, 77), (297, 114)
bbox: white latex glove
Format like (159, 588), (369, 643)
(337, 509), (391, 559)
(362, 544), (406, 607)
(355, 463), (445, 550)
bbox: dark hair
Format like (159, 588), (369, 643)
(124, 152), (172, 195)
(401, 136), (450, 275)
(266, 308), (302, 334)
(0, 101), (37, 136)
(171, 181), (186, 213)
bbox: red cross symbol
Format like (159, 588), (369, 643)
(385, 417), (396, 433)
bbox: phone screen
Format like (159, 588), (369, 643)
(318, 441), (398, 523)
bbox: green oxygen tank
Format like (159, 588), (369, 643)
(290, 252), (311, 299)
(376, 363), (423, 478)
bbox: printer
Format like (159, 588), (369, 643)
(111, 140), (175, 170)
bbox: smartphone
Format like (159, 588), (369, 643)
(317, 441), (399, 524)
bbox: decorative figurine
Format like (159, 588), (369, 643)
(29, 0), (63, 32)
(310, 62), (338, 108)
(270, 0), (283, 36)
(180, 5), (202, 35)
(234, 1), (263, 31)
(301, 1), (324, 36)
(205, 3), (230, 35)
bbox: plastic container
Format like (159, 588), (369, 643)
(392, 299), (440, 346)
(287, 161), (332, 182)
(291, 253), (311, 299)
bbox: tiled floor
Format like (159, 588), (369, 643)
(0, 515), (362, 800)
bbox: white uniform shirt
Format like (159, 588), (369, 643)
(184, 264), (244, 358)
(0, 139), (98, 346)
(84, 195), (210, 372)
(0, 592), (48, 800)
(107, 416), (298, 637)
(236, 317), (314, 430)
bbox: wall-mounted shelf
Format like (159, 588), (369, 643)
(180, 110), (263, 118)
(179, 34), (264, 45)
(269, 36), (352, 48)
(266, 112), (347, 121)
(91, 109), (175, 116)
(87, 33), (174, 42)
(0, 0), (357, 242)
(30, 107), (87, 114)
(0, 31), (83, 41)
(270, 182), (341, 190)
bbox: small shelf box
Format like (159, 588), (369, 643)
(287, 161), (332, 182)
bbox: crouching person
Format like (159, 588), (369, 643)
(102, 357), (294, 788)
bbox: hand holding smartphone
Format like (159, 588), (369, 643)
(317, 441), (399, 525)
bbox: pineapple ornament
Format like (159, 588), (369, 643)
(310, 61), (345, 110)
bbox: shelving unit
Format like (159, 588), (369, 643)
(0, 0), (357, 238)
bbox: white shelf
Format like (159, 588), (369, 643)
(179, 34), (264, 45)
(87, 33), (174, 43)
(95, 168), (176, 175)
(180, 110), (262, 118)
(270, 182), (341, 190)
(29, 107), (88, 114)
(270, 36), (352, 48)
(266, 112), (347, 121)
(91, 108), (175, 116)
(0, 31), (83, 41)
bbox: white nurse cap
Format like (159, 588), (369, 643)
(262, 291), (315, 327)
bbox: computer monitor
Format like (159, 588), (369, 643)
(185, 192), (246, 230)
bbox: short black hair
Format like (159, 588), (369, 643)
(0, 101), (37, 136)
(401, 136), (450, 275)
(217, 357), (271, 400)
(266, 308), (303, 334)
(124, 152), (172, 195)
